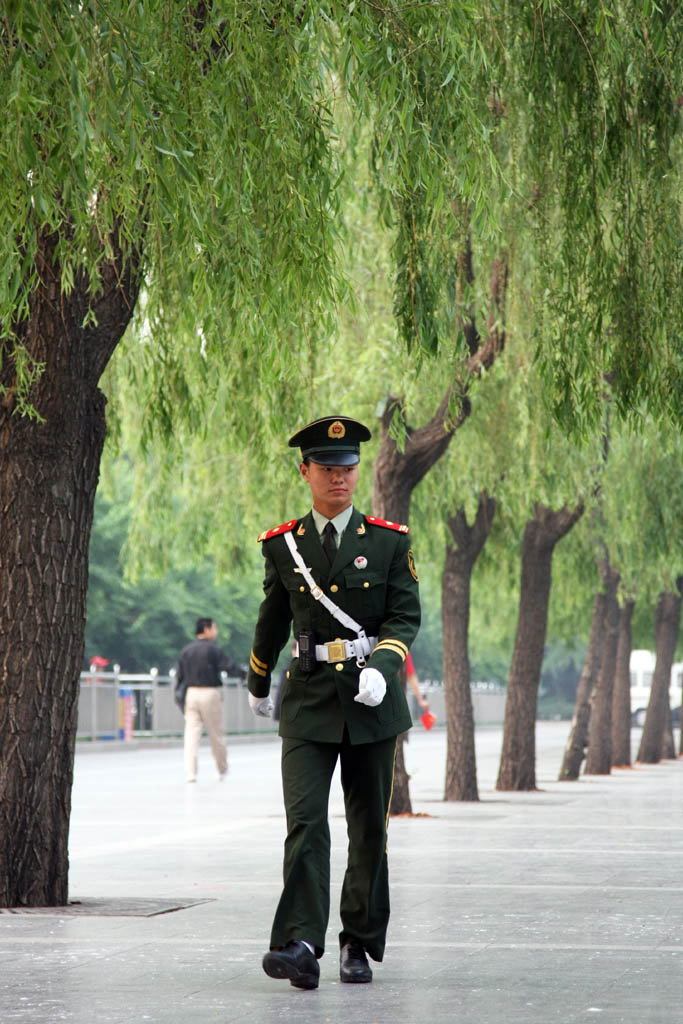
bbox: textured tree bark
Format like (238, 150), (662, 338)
(558, 589), (607, 780)
(585, 562), (620, 775)
(662, 709), (676, 760)
(637, 584), (682, 764)
(373, 254), (507, 813)
(389, 664), (412, 815)
(611, 599), (635, 768)
(442, 493), (496, 802)
(374, 406), (463, 815)
(0, 227), (139, 905)
(496, 502), (584, 792)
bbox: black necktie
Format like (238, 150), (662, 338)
(322, 521), (337, 564)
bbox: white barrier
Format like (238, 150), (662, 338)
(77, 670), (507, 742)
(77, 668), (276, 741)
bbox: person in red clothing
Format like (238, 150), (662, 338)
(405, 651), (430, 713)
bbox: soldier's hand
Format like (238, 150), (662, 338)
(354, 668), (386, 707)
(248, 693), (274, 718)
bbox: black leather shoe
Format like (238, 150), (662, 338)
(340, 941), (372, 983)
(262, 941), (320, 990)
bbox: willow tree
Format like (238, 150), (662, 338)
(2, 1), (494, 907)
(0, 2), (346, 907)
(494, 1), (683, 436)
(118, 3), (682, 814)
(560, 419), (683, 778)
(637, 583), (683, 763)
(601, 424), (683, 765)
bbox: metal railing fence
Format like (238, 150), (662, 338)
(77, 668), (506, 741)
(77, 667), (276, 741)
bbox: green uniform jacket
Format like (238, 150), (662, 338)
(247, 508), (421, 745)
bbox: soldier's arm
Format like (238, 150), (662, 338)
(247, 544), (293, 699)
(366, 534), (421, 681)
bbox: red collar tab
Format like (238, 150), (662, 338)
(365, 515), (410, 534)
(257, 520), (298, 543)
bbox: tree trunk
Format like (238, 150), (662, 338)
(390, 665), (412, 815)
(611, 598), (635, 767)
(585, 562), (620, 775)
(662, 709), (676, 760)
(375, 420), (431, 818)
(558, 589), (607, 780)
(496, 501), (584, 791)
(442, 493), (496, 802)
(373, 252), (507, 814)
(0, 227), (139, 905)
(637, 584), (683, 764)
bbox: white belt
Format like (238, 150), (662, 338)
(296, 636), (378, 664)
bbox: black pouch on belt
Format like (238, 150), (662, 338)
(297, 630), (316, 673)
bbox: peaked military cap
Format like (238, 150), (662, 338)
(288, 416), (372, 465)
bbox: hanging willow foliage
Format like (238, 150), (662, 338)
(487, 1), (682, 430)
(1, 2), (680, 441)
(364, 1), (682, 431)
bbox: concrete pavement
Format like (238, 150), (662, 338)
(1, 722), (681, 1023)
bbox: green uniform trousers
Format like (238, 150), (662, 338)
(270, 731), (397, 962)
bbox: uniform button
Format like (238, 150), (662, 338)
(330, 584), (339, 593)
(335, 663), (344, 672)
(299, 586), (305, 592)
(363, 581), (370, 589)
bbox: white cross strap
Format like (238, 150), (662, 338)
(284, 530), (374, 664)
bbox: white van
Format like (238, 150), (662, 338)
(630, 649), (683, 726)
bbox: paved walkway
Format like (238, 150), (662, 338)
(1, 722), (681, 1024)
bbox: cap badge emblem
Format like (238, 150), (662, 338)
(328, 420), (346, 439)
(354, 556), (368, 569)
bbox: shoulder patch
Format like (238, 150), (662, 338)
(257, 520), (298, 543)
(365, 515), (410, 535)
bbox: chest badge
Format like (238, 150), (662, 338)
(354, 556), (368, 570)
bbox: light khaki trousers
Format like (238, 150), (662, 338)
(183, 686), (228, 778)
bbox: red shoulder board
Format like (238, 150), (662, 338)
(365, 515), (410, 534)
(257, 520), (298, 543)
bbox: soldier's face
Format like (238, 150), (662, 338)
(300, 460), (359, 518)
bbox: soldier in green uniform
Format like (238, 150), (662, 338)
(247, 416), (421, 990)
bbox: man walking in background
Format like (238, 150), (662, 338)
(175, 617), (243, 782)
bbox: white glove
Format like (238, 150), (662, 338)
(354, 668), (386, 708)
(248, 693), (274, 718)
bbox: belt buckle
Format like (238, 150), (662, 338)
(326, 639), (347, 663)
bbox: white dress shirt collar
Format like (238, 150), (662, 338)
(311, 504), (354, 542)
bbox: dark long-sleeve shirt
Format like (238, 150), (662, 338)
(176, 639), (242, 688)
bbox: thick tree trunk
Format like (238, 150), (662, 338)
(374, 425), (427, 818)
(611, 598), (635, 768)
(558, 589), (607, 780)
(662, 710), (676, 760)
(373, 253), (507, 814)
(442, 493), (496, 802)
(585, 563), (620, 775)
(389, 665), (412, 815)
(637, 585), (683, 764)
(496, 502), (584, 791)
(0, 228), (139, 905)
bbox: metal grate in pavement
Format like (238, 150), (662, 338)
(1, 897), (215, 917)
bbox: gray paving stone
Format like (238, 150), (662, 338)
(0, 722), (681, 1023)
